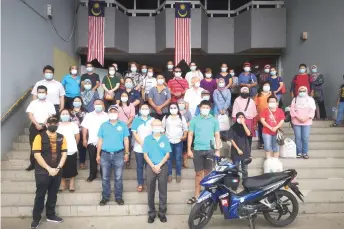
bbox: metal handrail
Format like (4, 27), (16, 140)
(1, 86), (33, 124)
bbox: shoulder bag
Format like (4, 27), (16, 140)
(268, 108), (285, 145)
(104, 76), (115, 101)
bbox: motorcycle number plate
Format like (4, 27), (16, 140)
(221, 199), (229, 207)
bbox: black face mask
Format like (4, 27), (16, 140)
(241, 93), (249, 99)
(47, 125), (58, 133)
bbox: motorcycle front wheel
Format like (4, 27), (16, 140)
(188, 199), (216, 229)
(263, 189), (299, 227)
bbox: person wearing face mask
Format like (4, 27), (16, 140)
(30, 116), (67, 229)
(81, 62), (100, 93)
(290, 86), (316, 159)
(70, 97), (88, 169)
(267, 67), (284, 102)
(163, 60), (175, 83)
(226, 112), (252, 178)
(115, 77), (141, 113)
(216, 63), (233, 89)
(232, 87), (257, 147)
(254, 82), (272, 149)
(132, 103), (155, 192)
(162, 103), (188, 183)
(148, 74), (171, 120)
(331, 76), (344, 127)
(177, 99), (192, 168)
(112, 63), (124, 88)
(213, 78), (232, 116)
(187, 100), (221, 204)
(57, 109), (80, 192)
(238, 62), (258, 97)
(96, 105), (130, 206)
(141, 64), (148, 76)
(32, 65), (65, 115)
(117, 91), (135, 168)
(184, 76), (204, 117)
(102, 66), (121, 110)
(125, 62), (144, 91)
(143, 119), (171, 224)
(200, 68), (217, 100)
(61, 65), (81, 110)
(185, 62), (204, 88)
(142, 67), (157, 101)
(25, 85), (56, 171)
(258, 64), (271, 84)
(195, 90), (215, 116)
(230, 69), (240, 105)
(290, 63), (314, 98)
(81, 79), (100, 112)
(310, 65), (327, 120)
(168, 67), (189, 103)
(260, 96), (285, 158)
(81, 99), (109, 182)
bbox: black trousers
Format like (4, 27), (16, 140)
(103, 99), (114, 111)
(257, 121), (264, 146)
(248, 136), (253, 148)
(64, 96), (75, 110)
(317, 100), (327, 119)
(151, 113), (167, 121)
(54, 105), (60, 119)
(29, 124), (46, 166)
(33, 174), (61, 221)
(87, 144), (100, 179)
(78, 133), (87, 164)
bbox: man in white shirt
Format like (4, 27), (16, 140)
(81, 99), (109, 182)
(185, 62), (204, 88)
(26, 85), (56, 171)
(32, 65), (65, 115)
(184, 77), (204, 117)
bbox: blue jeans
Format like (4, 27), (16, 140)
(100, 151), (124, 200)
(276, 94), (282, 102)
(135, 152), (146, 186)
(293, 125), (311, 155)
(336, 102), (344, 124)
(262, 133), (279, 152)
(167, 142), (183, 176)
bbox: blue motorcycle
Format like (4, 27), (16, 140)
(188, 157), (304, 229)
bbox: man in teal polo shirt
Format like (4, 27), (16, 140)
(187, 100), (221, 204)
(143, 119), (171, 224)
(96, 105), (129, 206)
(61, 65), (81, 109)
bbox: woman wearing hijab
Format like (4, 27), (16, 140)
(227, 112), (251, 178)
(310, 65), (327, 120)
(81, 79), (99, 112)
(290, 86), (316, 159)
(232, 87), (257, 147)
(213, 78), (231, 116)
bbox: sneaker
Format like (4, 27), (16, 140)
(115, 198), (124, 205)
(30, 220), (41, 229)
(99, 198), (109, 206)
(159, 215), (167, 223)
(147, 216), (155, 224)
(296, 154), (301, 158)
(46, 215), (63, 223)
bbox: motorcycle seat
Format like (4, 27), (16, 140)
(242, 172), (291, 190)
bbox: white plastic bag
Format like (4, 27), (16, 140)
(218, 114), (230, 131)
(264, 158), (283, 173)
(280, 138), (297, 158)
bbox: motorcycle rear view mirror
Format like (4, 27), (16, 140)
(243, 158), (252, 165)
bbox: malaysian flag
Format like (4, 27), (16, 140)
(175, 2), (191, 65)
(88, 1), (105, 66)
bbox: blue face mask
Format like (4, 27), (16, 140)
(45, 73), (53, 80)
(94, 105), (103, 113)
(299, 68), (306, 74)
(73, 101), (82, 108)
(299, 92), (307, 97)
(270, 71), (277, 76)
(142, 69), (147, 73)
(60, 114), (70, 122)
(125, 82), (133, 89)
(311, 68), (317, 73)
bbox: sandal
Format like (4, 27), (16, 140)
(330, 123), (341, 127)
(137, 185), (143, 192)
(187, 197), (197, 205)
(303, 155), (309, 159)
(126, 162), (131, 169)
(59, 185), (66, 192)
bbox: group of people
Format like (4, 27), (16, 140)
(26, 60), (343, 228)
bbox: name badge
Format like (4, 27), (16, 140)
(159, 142), (165, 148)
(117, 126), (123, 131)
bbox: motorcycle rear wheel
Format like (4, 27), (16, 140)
(188, 199), (216, 229)
(263, 190), (299, 227)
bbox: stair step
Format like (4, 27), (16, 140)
(2, 201), (344, 217)
(2, 178), (344, 194)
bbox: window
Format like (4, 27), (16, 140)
(137, 0), (157, 9)
(117, 0), (134, 9)
(207, 0), (228, 10)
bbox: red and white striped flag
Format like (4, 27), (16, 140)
(87, 1), (105, 66)
(175, 2), (191, 65)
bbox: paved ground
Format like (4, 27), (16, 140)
(2, 214), (344, 229)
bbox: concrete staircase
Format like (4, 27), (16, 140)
(1, 121), (344, 218)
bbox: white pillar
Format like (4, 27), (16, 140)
(157, 0), (160, 7)
(205, 0), (207, 9)
(133, 0), (136, 16)
(228, 0), (231, 10)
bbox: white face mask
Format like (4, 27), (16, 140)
(237, 119), (242, 124)
(109, 113), (118, 120)
(202, 95), (210, 101)
(131, 67), (137, 72)
(178, 104), (185, 110)
(86, 67), (93, 72)
(147, 72), (154, 77)
(157, 79), (165, 85)
(200, 108), (210, 116)
(170, 108), (178, 115)
(38, 93), (46, 100)
(218, 82), (225, 88)
(167, 64), (174, 70)
(44, 73), (54, 80)
(71, 69), (77, 75)
(244, 67), (251, 72)
(152, 126), (163, 134)
(194, 82), (200, 88)
(268, 103), (277, 109)
(140, 109), (150, 116)
(205, 73), (212, 78)
(190, 66), (197, 71)
(175, 72), (182, 77)
(221, 67), (227, 73)
(230, 72), (235, 76)
(84, 84), (92, 90)
(121, 97), (128, 102)
(109, 70), (115, 76)
(264, 69), (270, 73)
(263, 85), (270, 92)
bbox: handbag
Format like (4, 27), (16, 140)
(279, 77), (287, 94)
(268, 108), (285, 146)
(104, 76), (115, 101)
(218, 114), (230, 131)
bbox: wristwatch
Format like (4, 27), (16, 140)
(124, 152), (130, 155)
(56, 166), (62, 170)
